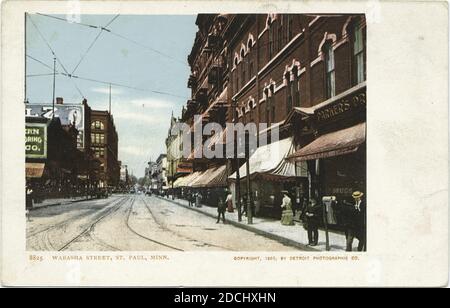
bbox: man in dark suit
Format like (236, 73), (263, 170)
(343, 191), (366, 251)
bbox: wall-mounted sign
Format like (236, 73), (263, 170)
(316, 86), (366, 124)
(25, 123), (47, 159)
(25, 104), (86, 149)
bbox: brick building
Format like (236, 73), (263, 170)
(173, 14), (366, 220)
(90, 110), (120, 188)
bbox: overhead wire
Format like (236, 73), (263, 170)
(34, 13), (188, 67)
(27, 53), (189, 99)
(36, 13), (99, 29)
(71, 14), (121, 75)
(27, 15), (86, 98)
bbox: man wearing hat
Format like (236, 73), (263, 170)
(216, 190), (228, 223)
(344, 191), (366, 251)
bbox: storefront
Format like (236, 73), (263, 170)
(228, 137), (308, 218)
(288, 82), (366, 227)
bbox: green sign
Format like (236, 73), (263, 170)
(25, 123), (47, 159)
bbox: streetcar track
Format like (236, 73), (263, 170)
(125, 197), (185, 251)
(58, 197), (129, 251)
(26, 196), (126, 239)
(140, 196), (232, 251)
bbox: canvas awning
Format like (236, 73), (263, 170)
(207, 165), (228, 187)
(26, 163), (45, 178)
(185, 171), (204, 187)
(192, 165), (228, 188)
(229, 137), (297, 180)
(191, 168), (217, 187)
(288, 122), (366, 161)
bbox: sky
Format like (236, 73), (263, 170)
(26, 14), (197, 178)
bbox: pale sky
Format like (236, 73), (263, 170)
(26, 14), (197, 178)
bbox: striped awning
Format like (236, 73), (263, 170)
(229, 137), (297, 180)
(192, 165), (228, 188)
(287, 122), (366, 161)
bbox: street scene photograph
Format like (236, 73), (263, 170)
(25, 13), (367, 252)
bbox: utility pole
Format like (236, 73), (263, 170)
(245, 131), (253, 224)
(52, 57), (56, 118)
(232, 98), (242, 222)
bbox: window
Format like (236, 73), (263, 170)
(324, 42), (336, 98)
(286, 73), (293, 115)
(91, 120), (104, 130)
(277, 23), (283, 51)
(93, 147), (105, 158)
(91, 133), (105, 144)
(265, 90), (271, 125)
(268, 23), (274, 60)
(353, 21), (365, 84)
(287, 15), (293, 41)
(241, 61), (246, 87)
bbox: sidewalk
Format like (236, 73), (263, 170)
(29, 196), (95, 210)
(157, 196), (348, 252)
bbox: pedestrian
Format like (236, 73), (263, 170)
(216, 195), (227, 223)
(343, 191), (366, 251)
(195, 191), (202, 207)
(26, 185), (34, 210)
(188, 191), (193, 207)
(280, 190), (294, 226)
(226, 190), (234, 213)
(304, 197), (321, 246)
(241, 194), (248, 216)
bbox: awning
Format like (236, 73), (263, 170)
(229, 137), (296, 180)
(173, 176), (185, 188)
(26, 163), (45, 178)
(192, 165), (228, 188)
(191, 168), (216, 187)
(185, 171), (203, 187)
(288, 122), (366, 161)
(207, 165), (228, 187)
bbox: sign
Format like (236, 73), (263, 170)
(25, 123), (47, 159)
(25, 104), (86, 149)
(316, 86), (366, 124)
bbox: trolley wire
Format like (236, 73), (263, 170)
(36, 13), (99, 29)
(27, 53), (189, 99)
(34, 13), (188, 67)
(27, 15), (86, 98)
(71, 14), (120, 75)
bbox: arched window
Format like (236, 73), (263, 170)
(241, 48), (246, 86)
(91, 120), (104, 130)
(264, 88), (271, 125)
(323, 41), (336, 98)
(285, 72), (293, 115)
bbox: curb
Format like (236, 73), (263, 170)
(29, 197), (97, 211)
(155, 195), (319, 252)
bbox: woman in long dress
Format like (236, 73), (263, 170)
(280, 190), (294, 225)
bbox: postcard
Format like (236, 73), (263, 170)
(1, 0), (448, 287)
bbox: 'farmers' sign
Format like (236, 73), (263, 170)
(25, 123), (47, 159)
